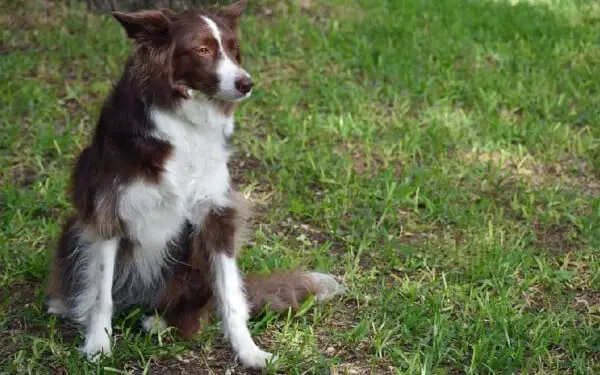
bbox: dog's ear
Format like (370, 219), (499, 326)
(214, 0), (248, 30)
(113, 10), (171, 42)
(158, 8), (178, 20)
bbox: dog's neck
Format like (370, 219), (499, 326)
(171, 92), (236, 137)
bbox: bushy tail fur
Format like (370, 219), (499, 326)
(156, 271), (345, 334)
(244, 271), (346, 315)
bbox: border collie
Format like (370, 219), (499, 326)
(46, 0), (344, 369)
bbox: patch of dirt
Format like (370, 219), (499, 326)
(0, 1), (70, 30)
(456, 150), (600, 197)
(335, 144), (402, 180)
(534, 157), (600, 197)
(296, 0), (365, 27)
(453, 150), (594, 255)
(252, 0), (364, 23)
(0, 44), (37, 56)
(1, 282), (38, 315)
(136, 339), (396, 375)
(276, 217), (345, 252)
(141, 348), (243, 375)
(229, 152), (264, 188)
(2, 164), (38, 188)
(520, 283), (548, 312)
(0, 281), (80, 364)
(572, 290), (600, 315)
(307, 299), (397, 374)
(520, 252), (599, 313)
(329, 362), (396, 375)
(531, 221), (584, 255)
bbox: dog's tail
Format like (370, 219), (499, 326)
(144, 270), (346, 337)
(244, 271), (346, 315)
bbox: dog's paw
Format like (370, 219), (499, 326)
(237, 347), (275, 369)
(141, 314), (167, 335)
(80, 332), (111, 362)
(307, 272), (347, 301)
(47, 298), (67, 316)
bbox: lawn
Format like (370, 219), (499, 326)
(1, 0), (600, 373)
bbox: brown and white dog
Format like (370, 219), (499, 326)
(46, 0), (344, 369)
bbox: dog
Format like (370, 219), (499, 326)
(45, 0), (344, 369)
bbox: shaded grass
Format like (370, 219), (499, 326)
(1, 0), (600, 373)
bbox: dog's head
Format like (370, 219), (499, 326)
(113, 0), (252, 105)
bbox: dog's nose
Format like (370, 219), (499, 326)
(235, 76), (253, 94)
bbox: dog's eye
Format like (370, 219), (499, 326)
(228, 40), (239, 52)
(196, 46), (211, 56)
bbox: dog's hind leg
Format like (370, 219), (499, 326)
(77, 236), (119, 361)
(47, 217), (120, 361)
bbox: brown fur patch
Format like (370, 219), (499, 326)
(70, 134), (173, 238)
(172, 271), (326, 323)
(245, 271), (318, 315)
(160, 192), (249, 337)
(46, 215), (79, 300)
(202, 207), (236, 257)
(160, 226), (212, 338)
(158, 190), (313, 338)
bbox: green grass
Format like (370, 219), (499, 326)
(2, 0), (600, 373)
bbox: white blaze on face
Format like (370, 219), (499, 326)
(201, 16), (251, 101)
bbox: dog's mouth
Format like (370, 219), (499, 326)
(179, 68), (253, 103)
(213, 90), (252, 102)
(185, 87), (252, 103)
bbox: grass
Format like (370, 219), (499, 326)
(1, 0), (600, 373)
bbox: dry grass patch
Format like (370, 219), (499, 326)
(251, 0), (364, 23)
(334, 144), (402, 180)
(531, 221), (584, 255)
(1, 164), (38, 188)
(457, 150), (600, 197)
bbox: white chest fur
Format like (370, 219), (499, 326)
(117, 97), (233, 284)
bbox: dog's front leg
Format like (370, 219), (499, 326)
(207, 207), (273, 369)
(212, 252), (273, 368)
(79, 237), (119, 361)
